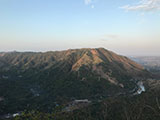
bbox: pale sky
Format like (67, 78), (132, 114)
(0, 0), (160, 56)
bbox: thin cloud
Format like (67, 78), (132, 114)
(91, 5), (95, 8)
(84, 0), (92, 5)
(100, 34), (119, 41)
(84, 0), (95, 8)
(121, 0), (160, 11)
(106, 34), (119, 39)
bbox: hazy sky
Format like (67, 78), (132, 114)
(0, 0), (160, 56)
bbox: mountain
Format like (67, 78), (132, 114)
(0, 48), (148, 76)
(0, 48), (151, 116)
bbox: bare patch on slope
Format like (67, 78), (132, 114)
(92, 65), (124, 87)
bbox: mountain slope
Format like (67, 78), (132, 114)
(0, 48), (148, 78)
(0, 48), (151, 115)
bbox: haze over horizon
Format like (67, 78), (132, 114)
(0, 0), (160, 56)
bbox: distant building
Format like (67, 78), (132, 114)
(74, 99), (91, 103)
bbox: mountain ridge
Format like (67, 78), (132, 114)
(0, 48), (145, 69)
(0, 48), (151, 115)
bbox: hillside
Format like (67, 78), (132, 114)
(0, 48), (151, 118)
(0, 48), (148, 77)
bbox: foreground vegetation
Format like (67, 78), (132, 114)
(5, 86), (159, 120)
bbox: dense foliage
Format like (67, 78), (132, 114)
(8, 87), (160, 120)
